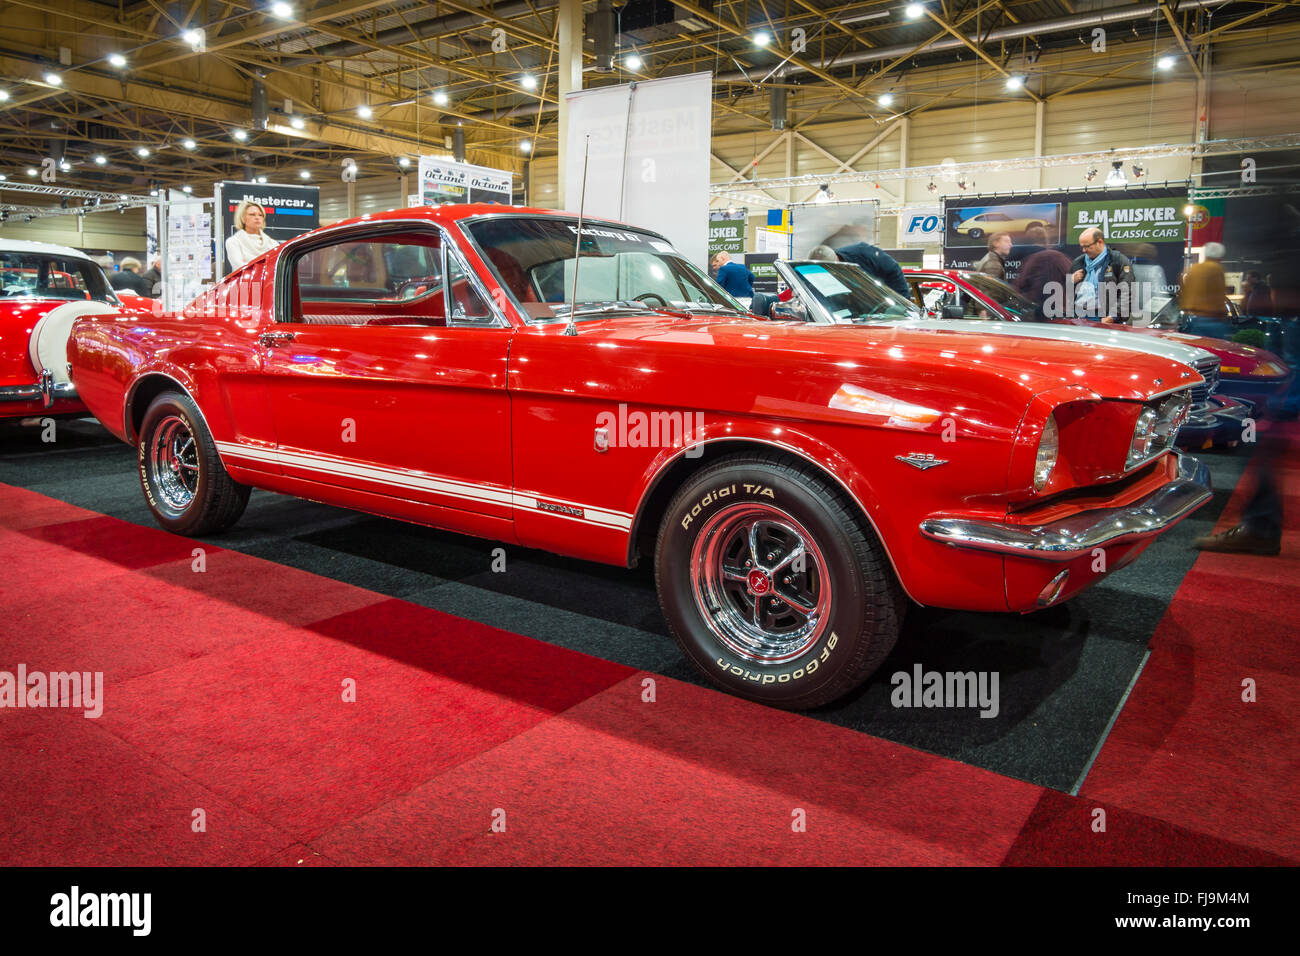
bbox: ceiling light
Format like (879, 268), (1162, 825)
(1131, 161), (1146, 179)
(877, 92), (894, 107)
(1184, 204), (1195, 217)
(44, 72), (62, 86)
(905, 3), (925, 20)
(108, 53), (127, 68)
(182, 184), (193, 194)
(1005, 74), (1024, 91)
(815, 184), (832, 203)
(957, 176), (971, 191)
(1157, 55), (1176, 71)
(270, 2), (293, 18)
(520, 140), (532, 153)
(753, 31), (771, 47)
(521, 74), (537, 91)
(299, 169), (311, 180)
(357, 104), (373, 119)
(625, 54), (642, 70)
(432, 90), (449, 106)
(232, 128), (248, 141)
(1084, 166), (1098, 182)
(397, 156), (411, 168)
(926, 181), (937, 193)
(256, 175), (267, 184)
(182, 29), (204, 49)
(59, 160), (71, 171)
(136, 146), (150, 157)
(26, 167), (37, 177)
(289, 116), (305, 130)
(149, 184), (159, 196)
(94, 154), (107, 165)
(181, 138), (197, 150)
(1105, 160), (1127, 187)
(0, 90), (8, 101)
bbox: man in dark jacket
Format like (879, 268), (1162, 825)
(109, 257), (152, 296)
(710, 251), (754, 298)
(1014, 228), (1072, 322)
(834, 242), (910, 298)
(1070, 228), (1136, 323)
(973, 232), (1012, 280)
(140, 258), (162, 297)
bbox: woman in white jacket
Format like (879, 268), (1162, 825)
(225, 201), (279, 271)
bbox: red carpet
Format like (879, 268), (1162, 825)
(1, 469), (1297, 865)
(1079, 420), (1300, 862)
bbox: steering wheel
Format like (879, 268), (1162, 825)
(395, 275), (441, 299)
(633, 292), (669, 309)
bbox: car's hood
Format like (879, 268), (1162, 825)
(564, 315), (1204, 403)
(891, 317), (1217, 366)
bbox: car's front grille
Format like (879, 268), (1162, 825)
(1190, 355), (1220, 403)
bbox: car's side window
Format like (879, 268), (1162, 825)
(443, 250), (498, 327)
(287, 232), (447, 326)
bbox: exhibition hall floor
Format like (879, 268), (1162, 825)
(1, 420), (1296, 865)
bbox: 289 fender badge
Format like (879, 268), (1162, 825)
(594, 426), (609, 453)
(896, 453), (948, 470)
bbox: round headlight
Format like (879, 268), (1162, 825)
(1034, 414), (1058, 492)
(1127, 407), (1160, 468)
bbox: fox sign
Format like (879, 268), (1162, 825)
(901, 208), (944, 244)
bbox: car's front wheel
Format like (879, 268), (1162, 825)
(655, 452), (904, 709)
(138, 390), (249, 536)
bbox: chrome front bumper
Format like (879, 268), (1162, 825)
(919, 452), (1213, 560)
(0, 369), (78, 407)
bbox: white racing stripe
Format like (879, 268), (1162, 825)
(214, 440), (632, 531)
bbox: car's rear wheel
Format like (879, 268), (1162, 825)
(138, 390), (249, 535)
(655, 451), (904, 709)
(967, 227), (985, 240)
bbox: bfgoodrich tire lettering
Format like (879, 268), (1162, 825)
(138, 390), (249, 536)
(655, 451), (904, 709)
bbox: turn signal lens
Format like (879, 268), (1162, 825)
(1034, 415), (1058, 491)
(1249, 361), (1289, 377)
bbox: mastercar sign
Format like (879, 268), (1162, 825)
(1068, 197), (1186, 243)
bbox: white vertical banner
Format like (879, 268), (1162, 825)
(564, 72), (711, 268)
(165, 190), (213, 312)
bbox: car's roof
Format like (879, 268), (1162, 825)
(321, 203), (664, 237)
(0, 238), (97, 261)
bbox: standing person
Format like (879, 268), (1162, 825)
(1014, 228), (1072, 322)
(1179, 242), (1230, 338)
(225, 201), (279, 272)
(1240, 270), (1272, 315)
(109, 257), (152, 295)
(1070, 227), (1135, 324)
(834, 241), (910, 298)
(973, 232), (1012, 280)
(711, 251), (755, 298)
(140, 257), (162, 297)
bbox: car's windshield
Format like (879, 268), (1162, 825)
(961, 272), (1035, 319)
(0, 252), (116, 302)
(461, 216), (748, 323)
(790, 261), (920, 323)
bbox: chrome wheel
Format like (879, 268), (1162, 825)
(689, 503), (831, 664)
(148, 414), (199, 514)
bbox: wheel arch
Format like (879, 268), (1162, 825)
(627, 436), (918, 604)
(124, 369), (206, 446)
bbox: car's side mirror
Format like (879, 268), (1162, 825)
(771, 301), (806, 321)
(942, 304), (965, 319)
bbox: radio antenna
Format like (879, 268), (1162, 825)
(564, 134), (591, 337)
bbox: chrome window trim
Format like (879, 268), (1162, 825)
(272, 217), (509, 329)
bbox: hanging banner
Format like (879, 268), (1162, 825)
(564, 72), (712, 268)
(708, 209), (745, 257)
(417, 157), (513, 206)
(943, 187), (1188, 306)
(164, 190), (213, 312)
(215, 181), (320, 276)
(898, 207), (944, 245)
(788, 199), (878, 258)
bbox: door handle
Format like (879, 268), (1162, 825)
(259, 331), (295, 348)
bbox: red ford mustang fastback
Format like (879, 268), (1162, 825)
(68, 205), (1212, 709)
